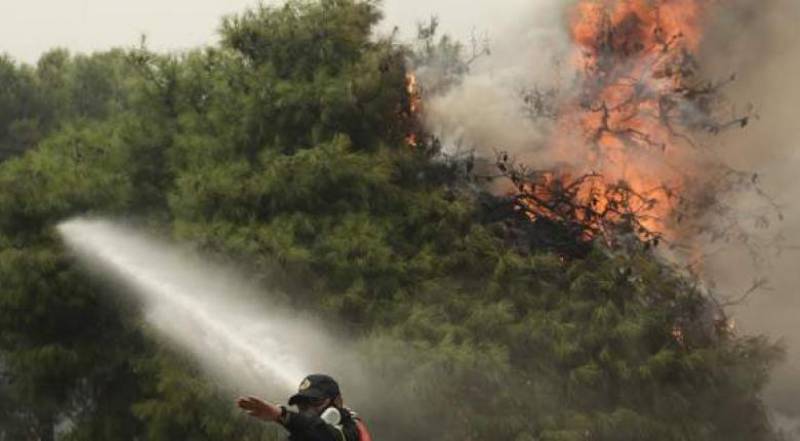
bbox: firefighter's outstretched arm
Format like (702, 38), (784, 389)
(236, 396), (282, 422)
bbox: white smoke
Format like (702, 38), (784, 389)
(699, 0), (800, 436)
(417, 0), (572, 159)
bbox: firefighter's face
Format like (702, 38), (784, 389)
(297, 398), (331, 415)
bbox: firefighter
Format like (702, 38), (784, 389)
(237, 374), (371, 441)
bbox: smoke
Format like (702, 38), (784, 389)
(698, 0), (800, 436)
(419, 0), (573, 162)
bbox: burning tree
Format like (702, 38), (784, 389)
(496, 0), (779, 262)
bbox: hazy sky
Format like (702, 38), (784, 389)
(0, 0), (535, 64)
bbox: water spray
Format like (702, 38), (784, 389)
(57, 218), (342, 396)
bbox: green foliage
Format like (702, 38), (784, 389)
(0, 49), (137, 163)
(0, 55), (41, 160)
(0, 1), (785, 440)
(122, 349), (278, 441)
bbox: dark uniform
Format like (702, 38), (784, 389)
(279, 374), (359, 441)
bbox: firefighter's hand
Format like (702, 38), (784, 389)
(236, 396), (281, 422)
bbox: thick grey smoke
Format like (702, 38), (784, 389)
(698, 0), (800, 436)
(419, 0), (572, 161)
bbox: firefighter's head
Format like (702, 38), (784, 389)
(288, 374), (342, 414)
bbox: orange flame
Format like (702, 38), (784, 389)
(406, 73), (421, 113)
(519, 0), (711, 245)
(404, 72), (423, 148)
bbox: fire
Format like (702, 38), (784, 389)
(406, 73), (421, 114)
(514, 0), (714, 246)
(404, 72), (423, 148)
(405, 133), (418, 147)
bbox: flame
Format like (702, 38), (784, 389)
(404, 72), (423, 148)
(406, 73), (421, 114)
(405, 133), (418, 147)
(517, 0), (712, 245)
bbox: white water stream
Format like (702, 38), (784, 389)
(57, 218), (343, 397)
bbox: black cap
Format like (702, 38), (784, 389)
(288, 374), (341, 405)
